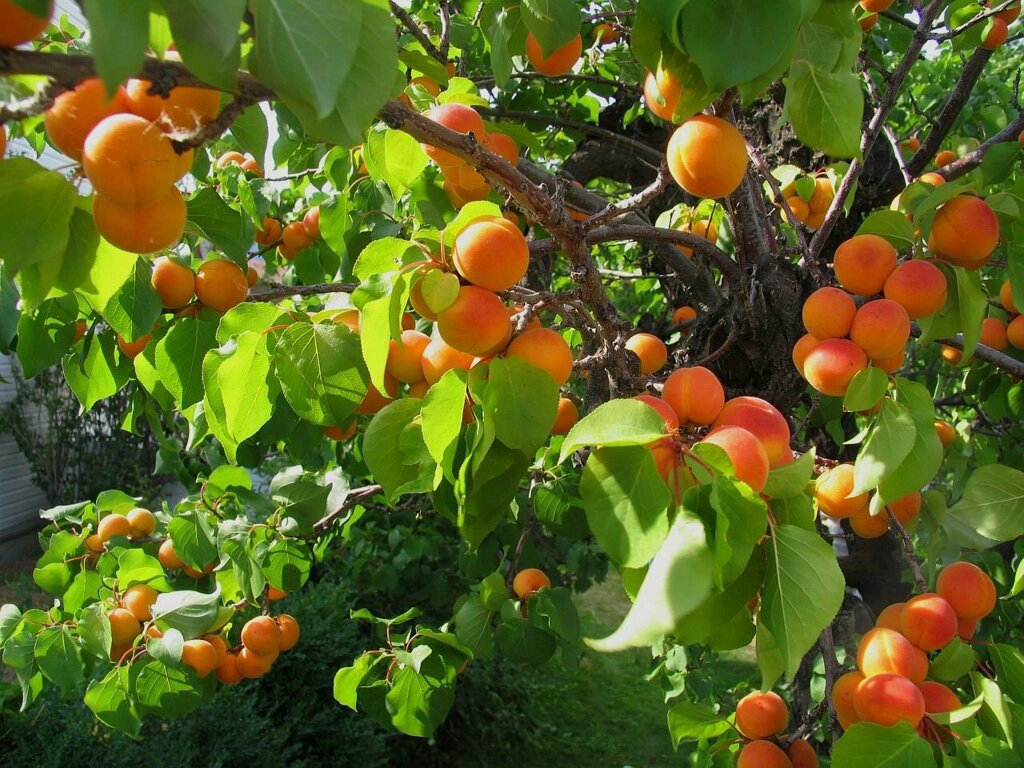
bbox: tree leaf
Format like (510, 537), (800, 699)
(364, 398), (436, 503)
(151, 588), (222, 639)
(156, 317), (219, 408)
(15, 295), (78, 378)
(856, 210), (920, 250)
(34, 626), (84, 694)
(274, 323), (367, 426)
(203, 332), (276, 461)
(852, 399), (917, 495)
(62, 332), (131, 411)
(558, 399), (668, 462)
(666, 701), (730, 747)
(385, 665), (455, 737)
(364, 127), (429, 199)
(421, 369), (469, 484)
(0, 159), (77, 281)
(520, 0), (581, 57)
(946, 464), (1024, 544)
(157, 0), (245, 89)
(186, 189), (252, 265)
(85, 666), (142, 738)
(82, 0), (149, 96)
(483, 357), (559, 452)
(831, 722), (935, 767)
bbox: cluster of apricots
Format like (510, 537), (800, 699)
(733, 691), (818, 767)
(814, 464), (922, 539)
(215, 149), (262, 176)
(254, 205), (322, 262)
(421, 102), (519, 208)
(777, 174), (836, 231)
(212, 613), (301, 683)
(525, 32), (583, 77)
(940, 276), (1024, 363)
(832, 561), (996, 741)
(996, 278), (1024, 350)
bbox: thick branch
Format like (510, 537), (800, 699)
(938, 111), (1024, 181)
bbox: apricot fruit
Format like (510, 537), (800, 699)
(712, 396), (791, 469)
(850, 508), (889, 538)
(45, 79), (128, 161)
(453, 217), (529, 291)
(437, 285), (511, 356)
(936, 561), (996, 619)
(236, 647), (276, 678)
(999, 279), (1019, 314)
(814, 463), (868, 519)
(93, 187), (186, 253)
(1008, 315), (1024, 350)
(918, 172), (946, 186)
(181, 639), (220, 677)
(661, 366), (725, 425)
(0, 0), (52, 47)
(802, 287), (856, 340)
(934, 420), (956, 449)
(900, 593), (958, 651)
(513, 568), (551, 599)
(808, 176), (835, 213)
(666, 115), (748, 199)
(860, 0), (893, 10)
(482, 131), (518, 165)
(672, 305), (697, 327)
(982, 17), (1009, 49)
(701, 425), (770, 493)
(791, 333), (820, 376)
(736, 740), (791, 768)
(674, 218), (718, 256)
(643, 65), (684, 123)
(386, 329), (431, 384)
(832, 670), (865, 729)
(882, 260), (947, 319)
(121, 584), (158, 622)
(625, 333), (668, 374)
(125, 78), (220, 133)
(158, 539), (186, 570)
(302, 206), (321, 240)
(505, 327), (574, 386)
(957, 616), (979, 640)
(934, 150), (957, 168)
(551, 397), (579, 435)
(98, 513), (133, 541)
(889, 492), (922, 526)
(802, 338), (868, 397)
(593, 22), (619, 44)
(116, 333), (152, 359)
(860, 12), (879, 31)
(151, 256), (195, 309)
(850, 299), (911, 360)
(854, 673), (925, 728)
(241, 616), (282, 656)
(980, 317), (1008, 350)
(215, 652), (243, 684)
(108, 607), (141, 647)
(422, 336), (476, 384)
(833, 235), (898, 297)
(735, 690), (788, 739)
(354, 373), (399, 415)
(525, 33), (583, 77)
(633, 395), (680, 434)
(256, 217), (282, 246)
(857, 627), (919, 678)
(195, 259), (248, 313)
(928, 196), (1000, 269)
(277, 614), (300, 651)
(282, 221), (314, 252)
(784, 196), (810, 225)
(990, 0), (1021, 22)
(324, 422), (357, 441)
(422, 103), (485, 166)
(875, 602), (905, 632)
(919, 681), (960, 714)
(788, 739), (818, 768)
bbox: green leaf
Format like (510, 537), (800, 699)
(956, 268), (988, 363)
(275, 323), (367, 426)
(421, 369), (469, 484)
(852, 399), (917, 495)
(334, 652), (387, 710)
(15, 295), (77, 378)
(946, 464), (1024, 544)
(272, 474), (331, 536)
(831, 722), (935, 767)
(520, 0), (581, 56)
(710, 476), (768, 586)
(494, 614), (557, 665)
(666, 701), (730, 747)
(365, 127), (429, 199)
(580, 446), (671, 569)
(62, 332), (131, 410)
(17, 206), (100, 309)
(483, 357), (559, 452)
(675, 548), (766, 647)
(156, 317), (219, 408)
(586, 510), (714, 653)
(974, 671), (1013, 746)
(453, 595), (494, 658)
(761, 524), (845, 680)
(151, 588), (222, 639)
(85, 666), (142, 738)
(485, 5), (519, 89)
(558, 399), (668, 462)
(146, 627), (184, 665)
(763, 450), (814, 499)
(353, 237), (419, 281)
(157, 0), (244, 89)
(186, 189), (252, 265)
(78, 603), (113, 658)
(990, 644), (1024, 703)
(364, 398), (437, 503)
(385, 666), (455, 737)
(856, 210), (920, 249)
(169, 510), (219, 569)
(82, 0), (149, 95)
(261, 539), (312, 593)
(785, 61), (863, 158)
(230, 105), (269, 162)
(358, 271), (412, 393)
(0, 159), (78, 281)
(0, 264), (20, 353)
(929, 637), (977, 682)
(0, 604), (22, 646)
(203, 332), (276, 462)
(99, 256), (163, 343)
(134, 658), (204, 717)
(34, 626), (84, 694)
(844, 367), (890, 412)
(530, 587), (580, 643)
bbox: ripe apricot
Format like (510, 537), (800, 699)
(854, 673), (925, 728)
(236, 646), (276, 678)
(672, 306), (697, 327)
(833, 235), (898, 297)
(93, 187), (186, 253)
(934, 420), (956, 448)
(634, 395), (680, 434)
(181, 639), (219, 677)
(98, 513), (133, 541)
(551, 397), (579, 435)
(701, 425), (769, 493)
(108, 607), (141, 647)
(889, 492), (921, 526)
(482, 131), (518, 165)
(643, 65), (684, 123)
(802, 287), (857, 340)
(324, 422), (357, 441)
(216, 151), (245, 168)
(505, 327), (574, 386)
(918, 172), (946, 186)
(661, 366), (725, 425)
(919, 681), (960, 714)
(302, 206), (321, 240)
(980, 317), (1008, 350)
(736, 740), (791, 768)
(241, 616), (282, 656)
(216, 651), (243, 685)
(125, 508), (155, 538)
(0, 0), (52, 47)
(902, 136), (921, 152)
(666, 115), (748, 199)
(422, 103), (485, 166)
(860, 0), (893, 10)
(900, 593), (958, 651)
(201, 634), (228, 667)
(437, 285), (511, 355)
(151, 256), (195, 309)
(255, 217), (282, 246)
(84, 534), (104, 553)
(833, 670), (866, 729)
(386, 329), (431, 384)
(1007, 315), (1024, 350)
(808, 176), (835, 213)
(674, 218), (718, 256)
(83, 114), (193, 207)
(116, 333), (152, 359)
(195, 259), (248, 313)
(792, 333), (820, 376)
(121, 584), (158, 622)
(850, 508), (889, 538)
(936, 561), (996, 619)
(788, 739), (818, 768)
(625, 333), (668, 374)
(452, 217), (529, 291)
(525, 33), (583, 76)
(850, 299), (911, 360)
(928, 196), (1000, 269)
(857, 627), (919, 678)
(860, 12), (878, 31)
(875, 602), (905, 632)
(982, 17), (1009, 49)
(712, 396), (791, 469)
(873, 349), (904, 376)
(957, 616), (979, 640)
(941, 344), (962, 365)
(513, 568), (551, 599)
(422, 336), (475, 384)
(934, 150), (957, 168)
(282, 221), (314, 252)
(593, 22), (619, 44)
(158, 539), (186, 570)
(784, 196), (810, 225)
(814, 463), (868, 519)
(44, 79), (128, 161)
(735, 690), (789, 739)
(125, 78), (220, 133)
(277, 614), (300, 651)
(882, 260), (947, 319)
(990, 0), (1021, 22)
(999, 279), (1019, 314)
(354, 373), (399, 415)
(803, 339), (868, 397)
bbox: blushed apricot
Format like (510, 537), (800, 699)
(860, 12), (879, 31)
(667, 115), (748, 199)
(889, 492), (922, 526)
(121, 584), (158, 622)
(93, 188), (186, 253)
(936, 561), (997, 619)
(108, 607), (141, 647)
(934, 420), (956, 448)
(850, 299), (911, 360)
(989, 0), (1021, 22)
(857, 627), (919, 678)
(883, 260), (947, 319)
(302, 206), (321, 240)
(674, 218), (718, 256)
(324, 422), (357, 441)
(999, 279), (1019, 313)
(833, 670), (865, 729)
(980, 317), (1008, 350)
(422, 103), (485, 166)
(633, 395), (680, 433)
(437, 286), (511, 356)
(803, 339), (867, 397)
(354, 373), (399, 415)
(422, 336), (475, 384)
(151, 256), (195, 309)
(386, 330), (431, 384)
(854, 673), (925, 728)
(833, 235), (898, 297)
(792, 333), (820, 376)
(98, 514), (133, 542)
(1008, 315), (1024, 350)
(661, 366), (725, 425)
(453, 217), (529, 291)
(255, 217), (282, 246)
(860, 0), (893, 10)
(873, 348), (904, 376)
(712, 396), (791, 469)
(482, 131), (518, 164)
(83, 114), (193, 207)
(506, 327), (574, 386)
(814, 463), (868, 519)
(918, 172), (946, 186)
(236, 646), (276, 678)
(735, 690), (789, 739)
(158, 539), (186, 570)
(0, 0), (52, 47)
(216, 652), (243, 685)
(551, 397), (579, 435)
(736, 740), (791, 768)
(850, 508), (889, 538)
(802, 287), (857, 340)
(928, 196), (1000, 270)
(593, 22), (619, 44)
(625, 333), (668, 374)
(919, 681), (960, 714)
(788, 739), (818, 768)
(216, 151), (245, 169)
(643, 65), (685, 123)
(525, 33), (583, 76)
(45, 79), (128, 161)
(195, 259), (248, 313)
(957, 616), (979, 640)
(982, 17), (1009, 49)
(513, 568), (551, 599)
(900, 593), (958, 651)
(241, 616), (281, 656)
(277, 614), (300, 651)
(701, 425), (769, 492)
(875, 603), (905, 632)
(181, 639), (219, 677)
(126, 78), (220, 133)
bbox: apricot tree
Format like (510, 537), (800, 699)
(1, 0), (1024, 764)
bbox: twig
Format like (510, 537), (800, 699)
(820, 626), (844, 745)
(861, 69), (915, 185)
(693, 329), (738, 366)
(938, 111), (1024, 181)
(389, 0), (445, 64)
(887, 507), (929, 593)
(920, 325), (1024, 378)
(438, 0), (452, 60)
(937, 0), (1018, 40)
(248, 282), (358, 302)
(583, 160), (671, 229)
(472, 71), (640, 92)
(313, 484), (383, 534)
(169, 93), (261, 152)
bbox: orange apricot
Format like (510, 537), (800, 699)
(151, 256), (195, 309)
(784, 196), (810, 225)
(672, 305), (697, 327)
(108, 607), (141, 647)
(802, 339), (868, 397)
(216, 651), (244, 685)
(934, 420), (956, 449)
(643, 65), (684, 123)
(850, 508), (889, 538)
(158, 539), (186, 570)
(857, 627), (919, 678)
(936, 561), (997, 619)
(525, 33), (583, 76)
(195, 259), (248, 313)
(216, 151), (245, 169)
(181, 639), (220, 677)
(919, 172), (946, 186)
(999, 279), (1019, 314)
(482, 131), (518, 165)
(876, 603), (906, 632)
(633, 395), (680, 434)
(735, 690), (789, 739)
(302, 206), (321, 240)
(833, 670), (866, 729)
(901, 136), (921, 152)
(701, 425), (769, 493)
(0, 0), (52, 47)
(934, 150), (957, 168)
(84, 534), (105, 553)
(116, 333), (152, 359)
(277, 614), (300, 651)
(674, 218), (718, 256)
(512, 568), (551, 599)
(505, 327), (574, 386)
(788, 739), (818, 768)
(386, 329), (431, 384)
(551, 397), (579, 435)
(889, 492), (922, 526)
(661, 366), (725, 426)
(941, 344), (962, 365)
(850, 299), (911, 360)
(882, 260), (947, 319)
(1007, 315), (1024, 350)
(453, 217), (530, 291)
(900, 593), (958, 651)
(712, 396), (791, 469)
(982, 17), (1009, 49)
(44, 79), (128, 161)
(860, 12), (879, 31)
(93, 188), (186, 253)
(833, 235), (898, 297)
(236, 647), (276, 678)
(126, 507), (156, 538)
(282, 221), (314, 253)
(354, 373), (399, 416)
(121, 584), (158, 622)
(854, 673), (925, 728)
(422, 336), (476, 384)
(928, 196), (1000, 270)
(980, 317), (1008, 350)
(593, 22), (619, 44)
(860, 0), (893, 10)
(422, 103), (485, 166)
(808, 176), (835, 213)
(125, 78), (220, 133)
(83, 114), (193, 207)
(990, 0), (1021, 22)
(802, 287), (857, 340)
(324, 422), (357, 442)
(736, 740), (791, 768)
(919, 681), (960, 714)
(957, 616), (979, 640)
(873, 348), (905, 375)
(241, 616), (282, 656)
(792, 333), (820, 376)
(666, 115), (748, 199)
(437, 285), (511, 356)
(814, 464), (868, 519)
(255, 217), (282, 246)
(625, 333), (668, 374)
(97, 513), (133, 542)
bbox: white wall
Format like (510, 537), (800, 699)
(0, 356), (50, 542)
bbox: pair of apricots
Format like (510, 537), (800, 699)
(733, 691), (818, 767)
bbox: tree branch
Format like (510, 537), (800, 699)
(473, 71), (641, 93)
(582, 160), (672, 229)
(938, 111), (1024, 181)
(248, 282), (358, 302)
(389, 0), (445, 64)
(912, 323), (1024, 378)
(313, 484), (383, 535)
